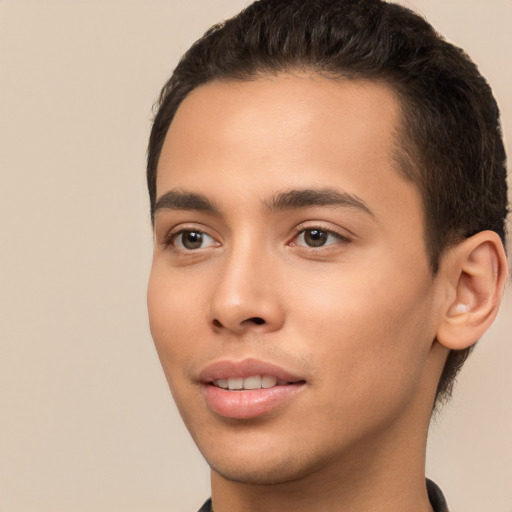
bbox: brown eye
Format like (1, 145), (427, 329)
(303, 229), (329, 247)
(294, 228), (347, 248)
(174, 230), (216, 250)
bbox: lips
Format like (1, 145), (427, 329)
(199, 358), (304, 383)
(199, 358), (306, 419)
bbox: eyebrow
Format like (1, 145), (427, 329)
(265, 188), (374, 216)
(152, 187), (374, 221)
(153, 190), (220, 219)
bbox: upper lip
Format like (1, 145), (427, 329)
(198, 358), (305, 384)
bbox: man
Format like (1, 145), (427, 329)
(146, 1), (509, 511)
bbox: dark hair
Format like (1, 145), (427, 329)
(147, 0), (508, 404)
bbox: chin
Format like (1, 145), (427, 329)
(209, 455), (309, 486)
(203, 438), (330, 486)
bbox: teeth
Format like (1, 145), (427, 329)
(216, 379), (228, 389)
(228, 378), (243, 390)
(243, 375), (262, 389)
(261, 376), (278, 388)
(213, 375), (280, 390)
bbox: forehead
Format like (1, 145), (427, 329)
(156, 74), (421, 233)
(158, 74), (402, 182)
(161, 74), (401, 172)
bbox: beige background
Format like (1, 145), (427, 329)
(0, 1), (510, 511)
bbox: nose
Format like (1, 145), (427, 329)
(207, 245), (285, 335)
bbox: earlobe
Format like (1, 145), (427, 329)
(436, 231), (508, 350)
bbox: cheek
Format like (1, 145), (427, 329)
(290, 262), (435, 389)
(147, 264), (204, 373)
(299, 285), (434, 437)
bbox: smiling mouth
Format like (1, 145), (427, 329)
(201, 360), (306, 418)
(212, 375), (302, 390)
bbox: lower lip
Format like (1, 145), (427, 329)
(202, 383), (305, 419)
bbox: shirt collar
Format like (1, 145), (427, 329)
(198, 479), (449, 512)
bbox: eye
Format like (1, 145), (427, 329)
(293, 228), (348, 248)
(173, 230), (218, 250)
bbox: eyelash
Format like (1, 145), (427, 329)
(162, 224), (352, 252)
(164, 228), (218, 251)
(290, 225), (352, 248)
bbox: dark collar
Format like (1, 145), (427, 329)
(426, 479), (449, 512)
(198, 479), (449, 512)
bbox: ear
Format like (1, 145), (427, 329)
(436, 230), (509, 350)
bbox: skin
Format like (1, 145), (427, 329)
(147, 74), (452, 512)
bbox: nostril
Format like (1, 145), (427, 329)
(249, 317), (265, 325)
(210, 316), (266, 330)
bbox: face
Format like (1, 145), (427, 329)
(148, 75), (444, 485)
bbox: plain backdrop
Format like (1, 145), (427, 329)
(0, 1), (511, 511)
